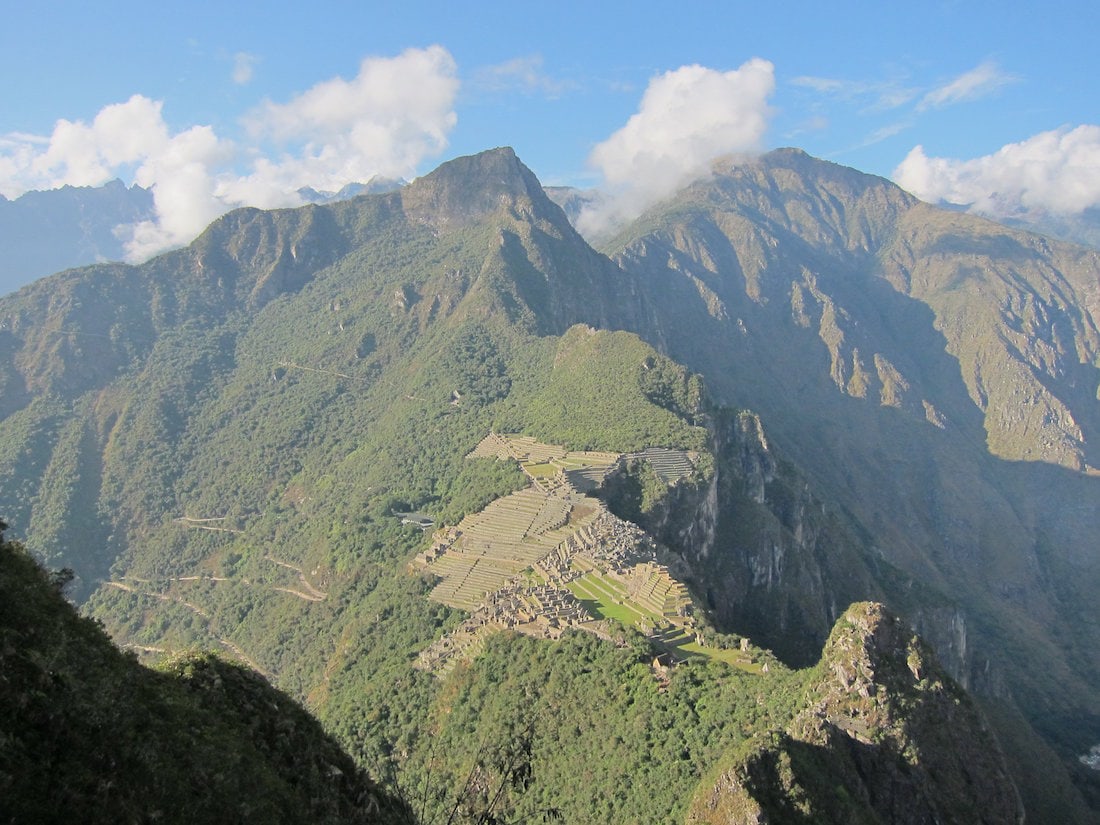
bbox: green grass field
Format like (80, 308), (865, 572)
(569, 573), (763, 673)
(518, 567), (546, 587)
(569, 576), (649, 627)
(663, 637), (763, 673)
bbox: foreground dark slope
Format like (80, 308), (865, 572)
(0, 523), (407, 823)
(0, 147), (1092, 819)
(605, 148), (1100, 815)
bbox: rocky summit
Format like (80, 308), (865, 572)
(687, 602), (1023, 824)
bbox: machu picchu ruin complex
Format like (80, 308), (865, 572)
(413, 434), (755, 674)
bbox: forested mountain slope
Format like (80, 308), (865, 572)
(0, 147), (1096, 820)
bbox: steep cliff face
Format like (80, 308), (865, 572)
(611, 405), (901, 667)
(697, 412), (866, 664)
(687, 603), (1024, 825)
(630, 400), (1006, 712)
(603, 149), (1100, 814)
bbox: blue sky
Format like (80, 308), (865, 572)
(3, 1), (1098, 257)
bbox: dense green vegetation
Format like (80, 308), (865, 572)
(328, 627), (805, 824)
(5, 511), (1013, 824)
(497, 326), (708, 454)
(600, 457), (672, 523)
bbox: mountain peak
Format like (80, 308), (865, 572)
(733, 146), (908, 195)
(400, 147), (553, 231)
(821, 602), (931, 690)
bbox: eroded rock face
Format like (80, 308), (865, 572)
(636, 409), (887, 667)
(687, 603), (1024, 825)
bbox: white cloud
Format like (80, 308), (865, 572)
(0, 95), (170, 195)
(0, 95), (233, 259)
(232, 52), (258, 85)
(918, 60), (1016, 111)
(221, 44), (458, 213)
(121, 126), (235, 261)
(245, 45), (457, 184)
(0, 46), (460, 262)
(793, 61), (1013, 116)
(849, 120), (913, 151)
(791, 76), (845, 94)
(578, 58), (775, 236)
(893, 125), (1100, 216)
(783, 115), (830, 141)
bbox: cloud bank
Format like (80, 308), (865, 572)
(894, 125), (1100, 216)
(578, 58), (775, 236)
(0, 46), (459, 262)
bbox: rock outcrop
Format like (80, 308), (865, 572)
(687, 602), (1024, 824)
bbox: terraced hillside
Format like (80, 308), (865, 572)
(414, 433), (753, 674)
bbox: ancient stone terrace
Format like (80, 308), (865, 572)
(467, 433), (621, 494)
(416, 486), (605, 610)
(623, 562), (693, 619)
(416, 580), (592, 674)
(467, 433), (567, 464)
(468, 434), (696, 492)
(620, 447), (697, 483)
(562, 464), (612, 493)
(415, 432), (720, 674)
(466, 432), (518, 460)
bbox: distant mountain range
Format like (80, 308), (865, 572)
(0, 177), (404, 297)
(296, 174), (405, 205)
(0, 180), (154, 295)
(984, 205), (1100, 251)
(2, 147), (1098, 821)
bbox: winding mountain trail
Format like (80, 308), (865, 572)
(107, 580), (210, 618)
(104, 580), (271, 677)
(264, 555), (328, 601)
(174, 516), (244, 534)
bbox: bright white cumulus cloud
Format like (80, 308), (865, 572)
(0, 95), (177, 193)
(894, 125), (1100, 216)
(578, 58), (775, 236)
(0, 46), (459, 262)
(240, 44), (458, 195)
